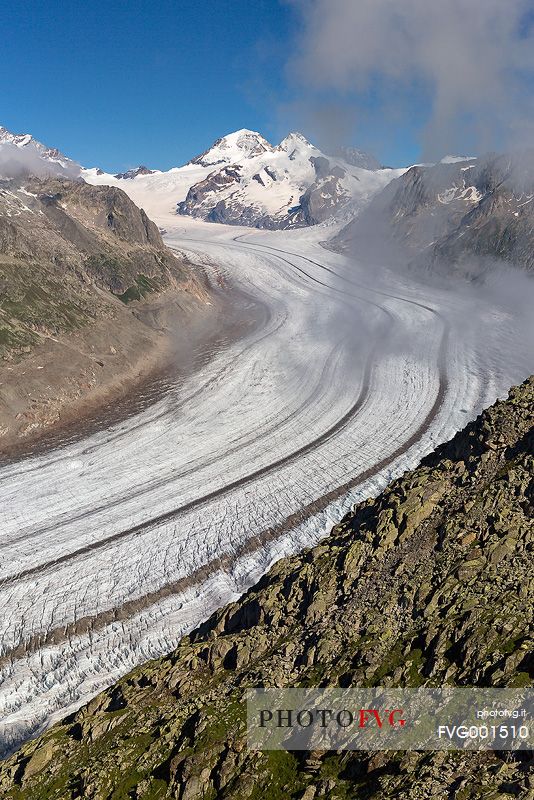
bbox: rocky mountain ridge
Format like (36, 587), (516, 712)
(0, 173), (211, 445)
(1, 376), (532, 798)
(175, 129), (396, 228)
(332, 151), (534, 278)
(114, 166), (156, 180)
(1, 123), (400, 230)
(0, 175), (197, 356)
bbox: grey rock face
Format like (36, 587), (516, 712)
(177, 165), (243, 219)
(332, 151), (534, 277)
(0, 175), (200, 365)
(177, 155), (352, 229)
(114, 166), (155, 180)
(0, 176), (186, 294)
(291, 175), (350, 227)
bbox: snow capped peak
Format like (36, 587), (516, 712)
(221, 128), (271, 147)
(0, 124), (79, 174)
(278, 131), (313, 148)
(0, 126), (34, 149)
(277, 132), (315, 154)
(187, 129), (274, 167)
(83, 126), (405, 231)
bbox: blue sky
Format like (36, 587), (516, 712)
(1, 1), (434, 170)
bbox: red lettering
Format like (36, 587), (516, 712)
(358, 709), (384, 728)
(388, 709), (405, 727)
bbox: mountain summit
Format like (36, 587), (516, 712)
(83, 129), (398, 229)
(173, 130), (397, 229)
(1, 124), (395, 229)
(188, 129), (274, 167)
(0, 125), (78, 175)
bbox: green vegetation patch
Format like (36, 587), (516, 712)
(0, 260), (100, 358)
(117, 274), (160, 304)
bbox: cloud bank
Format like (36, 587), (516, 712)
(0, 142), (80, 180)
(288, 0), (534, 159)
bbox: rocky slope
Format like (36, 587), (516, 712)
(332, 151), (534, 278)
(0, 175), (201, 358)
(84, 129), (402, 229)
(1, 377), (532, 798)
(0, 174), (210, 445)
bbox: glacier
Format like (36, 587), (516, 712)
(0, 215), (532, 756)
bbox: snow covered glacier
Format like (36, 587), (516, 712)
(0, 217), (532, 755)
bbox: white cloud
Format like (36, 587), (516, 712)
(0, 142), (79, 179)
(288, 0), (534, 158)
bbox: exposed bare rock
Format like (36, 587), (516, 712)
(0, 174), (212, 446)
(114, 166), (156, 180)
(332, 151), (534, 278)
